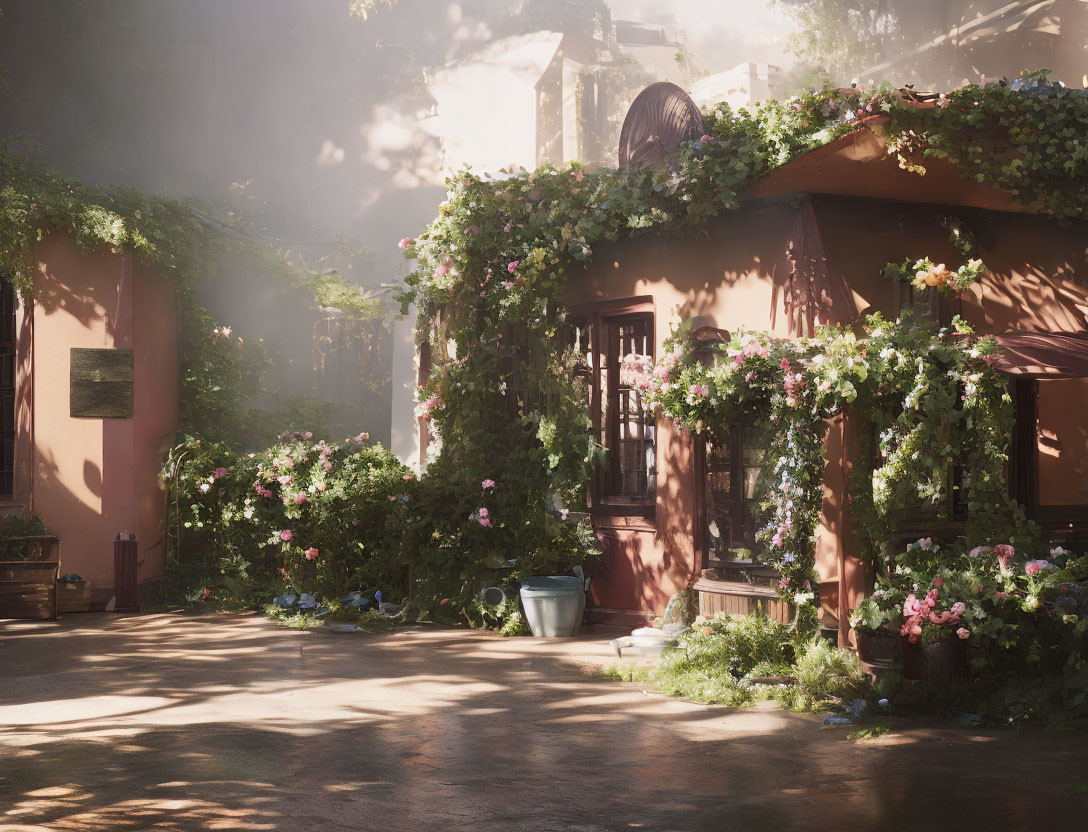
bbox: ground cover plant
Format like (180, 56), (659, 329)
(622, 612), (874, 712)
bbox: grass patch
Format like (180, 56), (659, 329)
(848, 725), (891, 741)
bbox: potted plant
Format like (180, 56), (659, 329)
(899, 580), (970, 685)
(849, 590), (901, 666)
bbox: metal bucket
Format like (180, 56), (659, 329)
(519, 576), (585, 637)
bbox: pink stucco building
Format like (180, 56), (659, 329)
(1, 233), (177, 604)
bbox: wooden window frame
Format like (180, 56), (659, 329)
(698, 425), (771, 569)
(569, 297), (656, 518)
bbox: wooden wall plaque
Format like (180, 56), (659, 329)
(70, 348), (133, 418)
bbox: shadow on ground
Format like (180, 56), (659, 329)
(0, 613), (1086, 831)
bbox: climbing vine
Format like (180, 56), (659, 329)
(632, 314), (1019, 626)
(400, 72), (1086, 621)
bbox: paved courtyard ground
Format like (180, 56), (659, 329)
(1, 613), (1086, 831)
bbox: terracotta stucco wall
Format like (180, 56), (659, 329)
(29, 234), (177, 600)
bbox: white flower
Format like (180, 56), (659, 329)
(199, 483), (210, 493)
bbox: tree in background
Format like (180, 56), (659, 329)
(774, 0), (901, 83)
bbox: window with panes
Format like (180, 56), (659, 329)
(567, 304), (656, 507)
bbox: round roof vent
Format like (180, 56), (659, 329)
(618, 82), (704, 169)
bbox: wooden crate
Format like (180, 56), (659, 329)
(0, 561), (59, 620)
(695, 577), (794, 624)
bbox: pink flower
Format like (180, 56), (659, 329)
(317, 482), (327, 492)
(502, 280), (513, 289)
(323, 461), (333, 472)
(994, 591), (1008, 602)
(478, 507), (489, 518)
(201, 588), (211, 601)
(700, 134), (712, 143)
(213, 467), (228, 479)
(279, 530), (293, 542)
(950, 602), (965, 616)
(969, 545), (991, 558)
(398, 237), (411, 249)
(507, 260), (519, 274)
(956, 627), (970, 640)
(481, 479), (496, 490)
(934, 577), (944, 587)
(293, 493), (307, 506)
(435, 261), (451, 278)
(439, 598), (449, 605)
(304, 547), (319, 561)
(1025, 560), (1051, 576)
(994, 543), (1014, 558)
(478, 517), (491, 527)
(277, 475), (292, 486)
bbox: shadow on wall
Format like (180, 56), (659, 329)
(568, 204), (799, 339)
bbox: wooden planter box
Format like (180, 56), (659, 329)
(0, 561), (59, 620)
(57, 578), (93, 613)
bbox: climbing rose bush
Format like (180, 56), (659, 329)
(163, 433), (413, 604)
(162, 431), (599, 618)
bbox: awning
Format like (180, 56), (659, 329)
(992, 332), (1088, 379)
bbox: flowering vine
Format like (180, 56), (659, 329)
(629, 313), (1016, 630)
(399, 75), (1084, 628)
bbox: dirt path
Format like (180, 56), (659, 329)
(0, 613), (1085, 831)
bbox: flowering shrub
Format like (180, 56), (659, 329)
(859, 536), (1088, 722)
(162, 429), (599, 619)
(162, 432), (412, 605)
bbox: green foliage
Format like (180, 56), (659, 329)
(647, 613), (872, 710)
(401, 76), (1086, 636)
(773, 0), (902, 81)
(638, 313), (1014, 626)
(883, 75), (1088, 221)
(848, 725), (891, 741)
(0, 514), (49, 561)
(161, 430), (599, 622)
(785, 636), (873, 710)
(161, 432), (410, 605)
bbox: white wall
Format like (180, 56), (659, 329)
(389, 303), (421, 469)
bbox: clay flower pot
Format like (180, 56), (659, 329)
(901, 635), (969, 685)
(857, 630), (901, 667)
